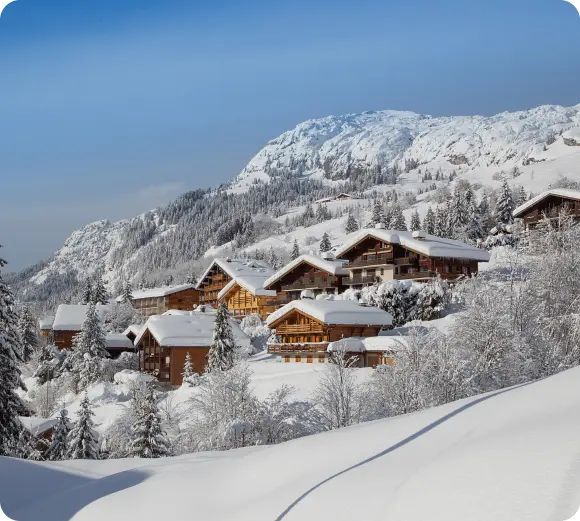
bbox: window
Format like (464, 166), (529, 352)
(420, 266), (428, 272)
(444, 265), (451, 273)
(380, 268), (384, 275)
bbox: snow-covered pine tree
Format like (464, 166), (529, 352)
(495, 179), (515, 225)
(0, 250), (28, 456)
(182, 351), (194, 383)
(434, 206), (448, 238)
(47, 408), (71, 461)
(410, 210), (421, 231)
(81, 279), (92, 305)
(130, 386), (171, 458)
(422, 207), (436, 235)
(291, 239), (300, 261)
(92, 275), (108, 305)
(207, 303), (236, 372)
(18, 306), (38, 363)
(316, 203), (329, 223)
(450, 186), (468, 232)
(370, 200), (386, 227)
(121, 281), (133, 303)
(67, 393), (99, 460)
(465, 200), (485, 242)
(389, 204), (407, 231)
(186, 271), (198, 285)
(267, 247), (279, 270)
(319, 232), (332, 253)
(345, 212), (358, 234)
(478, 195), (492, 231)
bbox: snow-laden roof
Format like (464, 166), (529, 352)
(335, 228), (490, 262)
(264, 254), (349, 289)
(513, 189), (580, 218)
(38, 316), (54, 330)
(115, 284), (197, 303)
(135, 313), (251, 349)
(19, 416), (59, 436)
(163, 305), (217, 316)
(266, 299), (393, 327)
(218, 275), (278, 300)
(52, 304), (109, 332)
(105, 333), (135, 350)
(327, 326), (431, 353)
(196, 258), (274, 289)
(122, 324), (143, 337)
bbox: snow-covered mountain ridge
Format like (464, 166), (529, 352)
(13, 102), (580, 308)
(232, 103), (580, 190)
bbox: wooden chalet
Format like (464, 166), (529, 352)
(263, 254), (350, 302)
(334, 225), (489, 288)
(105, 333), (136, 359)
(266, 297), (393, 365)
(134, 310), (251, 386)
(51, 304), (109, 350)
(218, 276), (279, 319)
(123, 324), (142, 343)
(117, 284), (200, 318)
(513, 189), (580, 230)
(196, 258), (274, 307)
(38, 316), (54, 340)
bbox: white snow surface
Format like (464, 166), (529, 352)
(52, 304), (109, 332)
(112, 370), (156, 386)
(196, 258), (274, 289)
(512, 188), (580, 217)
(266, 299), (393, 327)
(218, 275), (277, 300)
(18, 417), (59, 437)
(38, 316), (54, 330)
(134, 313), (251, 349)
(104, 333), (134, 350)
(3, 366), (580, 521)
(335, 227), (490, 262)
(264, 254), (349, 289)
(115, 284), (197, 303)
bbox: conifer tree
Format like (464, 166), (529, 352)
(389, 204), (407, 231)
(182, 352), (194, 383)
(316, 204), (329, 223)
(495, 179), (515, 225)
(0, 250), (28, 456)
(47, 408), (71, 461)
(186, 271), (198, 285)
(267, 247), (279, 270)
(465, 201), (485, 242)
(345, 212), (358, 234)
(81, 279), (92, 305)
(410, 210), (421, 231)
(121, 281), (133, 304)
(434, 206), (448, 238)
(319, 232), (332, 253)
(422, 207), (436, 235)
(370, 200), (386, 227)
(207, 303), (236, 372)
(291, 239), (300, 261)
(18, 306), (38, 363)
(130, 386), (171, 458)
(478, 195), (493, 231)
(92, 275), (108, 305)
(450, 186), (468, 231)
(67, 394), (99, 460)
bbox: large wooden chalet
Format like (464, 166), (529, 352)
(263, 254), (350, 302)
(134, 310), (251, 386)
(218, 274), (279, 319)
(196, 258), (274, 308)
(118, 284), (200, 318)
(513, 189), (580, 230)
(51, 304), (109, 350)
(334, 225), (489, 288)
(266, 297), (393, 365)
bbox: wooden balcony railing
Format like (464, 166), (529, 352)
(281, 276), (340, 292)
(347, 254), (393, 268)
(395, 270), (437, 280)
(394, 257), (419, 266)
(342, 275), (379, 285)
(268, 343), (328, 354)
(276, 324), (324, 334)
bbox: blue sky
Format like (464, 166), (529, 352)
(0, 0), (579, 269)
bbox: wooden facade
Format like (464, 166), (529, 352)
(132, 288), (200, 318)
(219, 283), (281, 319)
(514, 193), (580, 230)
(198, 266), (233, 307)
(265, 260), (345, 301)
(136, 329), (209, 386)
(337, 236), (478, 287)
(53, 330), (79, 350)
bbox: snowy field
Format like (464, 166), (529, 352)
(2, 366), (580, 521)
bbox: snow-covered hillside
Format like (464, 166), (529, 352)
(232, 104), (580, 191)
(3, 366), (579, 521)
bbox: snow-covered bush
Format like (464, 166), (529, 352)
(240, 314), (271, 353)
(101, 352), (139, 382)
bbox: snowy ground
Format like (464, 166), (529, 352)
(2, 366), (580, 521)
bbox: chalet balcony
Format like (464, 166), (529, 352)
(342, 274), (379, 286)
(523, 207), (580, 226)
(347, 254), (394, 268)
(276, 324), (324, 334)
(395, 270), (437, 280)
(268, 343), (328, 354)
(394, 257), (419, 266)
(281, 276), (340, 292)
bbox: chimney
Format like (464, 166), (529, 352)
(412, 230), (427, 240)
(375, 223), (386, 230)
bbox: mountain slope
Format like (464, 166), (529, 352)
(2, 366), (580, 521)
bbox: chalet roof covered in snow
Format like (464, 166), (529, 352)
(105, 333), (135, 350)
(52, 304), (109, 332)
(115, 284), (196, 303)
(19, 417), (59, 436)
(218, 275), (277, 300)
(135, 313), (251, 349)
(266, 299), (393, 327)
(335, 228), (490, 262)
(513, 188), (580, 218)
(38, 316), (54, 330)
(122, 324), (143, 337)
(264, 254), (349, 289)
(196, 258), (274, 289)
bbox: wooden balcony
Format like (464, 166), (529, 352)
(342, 275), (379, 286)
(394, 257), (419, 266)
(268, 343), (328, 354)
(281, 276), (340, 292)
(276, 324), (324, 334)
(395, 270), (437, 280)
(347, 254), (393, 268)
